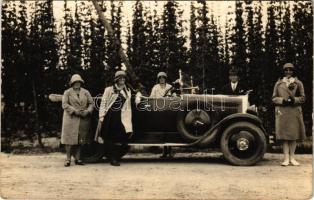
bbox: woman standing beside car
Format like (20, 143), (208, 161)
(272, 63), (306, 166)
(95, 70), (133, 166)
(61, 74), (94, 167)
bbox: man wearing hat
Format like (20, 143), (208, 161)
(221, 68), (246, 95)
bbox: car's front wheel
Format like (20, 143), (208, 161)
(220, 122), (266, 166)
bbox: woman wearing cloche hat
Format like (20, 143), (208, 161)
(61, 74), (94, 167)
(150, 71), (174, 158)
(272, 63), (306, 166)
(95, 70), (133, 166)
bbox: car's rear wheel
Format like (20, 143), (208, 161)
(220, 122), (266, 166)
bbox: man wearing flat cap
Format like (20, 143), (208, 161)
(221, 68), (246, 95)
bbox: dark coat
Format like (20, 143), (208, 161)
(61, 88), (94, 145)
(272, 77), (306, 141)
(94, 85), (132, 141)
(221, 82), (246, 95)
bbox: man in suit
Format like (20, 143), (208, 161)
(221, 68), (246, 95)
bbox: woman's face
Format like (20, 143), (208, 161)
(159, 76), (166, 84)
(72, 82), (81, 89)
(284, 68), (294, 78)
(117, 76), (126, 86)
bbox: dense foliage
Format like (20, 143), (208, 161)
(1, 1), (312, 150)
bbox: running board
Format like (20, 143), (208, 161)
(126, 143), (191, 147)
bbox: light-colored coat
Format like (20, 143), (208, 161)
(61, 88), (94, 145)
(150, 83), (172, 97)
(272, 77), (306, 141)
(94, 85), (132, 140)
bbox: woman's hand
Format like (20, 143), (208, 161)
(288, 96), (295, 104)
(135, 92), (142, 105)
(74, 109), (81, 116)
(80, 110), (89, 117)
(283, 97), (295, 106)
(97, 136), (104, 144)
(126, 132), (133, 139)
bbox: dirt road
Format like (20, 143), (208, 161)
(0, 152), (312, 199)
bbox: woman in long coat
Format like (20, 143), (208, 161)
(94, 70), (133, 166)
(61, 74), (94, 167)
(272, 63), (306, 166)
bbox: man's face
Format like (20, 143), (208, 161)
(229, 75), (239, 83)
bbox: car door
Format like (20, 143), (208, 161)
(132, 97), (179, 143)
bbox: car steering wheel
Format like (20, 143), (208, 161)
(163, 86), (176, 97)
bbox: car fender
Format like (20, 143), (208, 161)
(196, 113), (267, 147)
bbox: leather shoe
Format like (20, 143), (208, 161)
(64, 160), (71, 167)
(110, 159), (120, 166)
(74, 160), (84, 165)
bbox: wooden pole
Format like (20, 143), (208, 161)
(91, 0), (145, 93)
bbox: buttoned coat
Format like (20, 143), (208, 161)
(272, 77), (306, 141)
(94, 85), (132, 140)
(61, 88), (94, 145)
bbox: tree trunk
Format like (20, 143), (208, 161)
(91, 0), (145, 93)
(32, 81), (44, 148)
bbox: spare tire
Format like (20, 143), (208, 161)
(176, 106), (212, 142)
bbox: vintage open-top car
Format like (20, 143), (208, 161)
(47, 4), (268, 166)
(77, 91), (268, 166)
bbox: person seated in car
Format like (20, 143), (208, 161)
(221, 68), (246, 95)
(150, 72), (173, 97)
(150, 72), (174, 158)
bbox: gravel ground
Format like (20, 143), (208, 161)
(0, 152), (312, 200)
